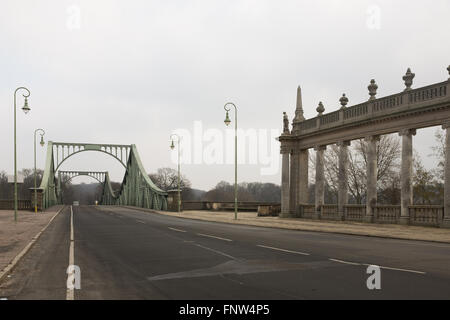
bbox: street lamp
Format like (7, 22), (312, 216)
(170, 134), (181, 213)
(34, 129), (45, 213)
(13, 87), (31, 222)
(223, 102), (238, 220)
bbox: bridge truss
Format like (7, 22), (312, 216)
(39, 142), (168, 210)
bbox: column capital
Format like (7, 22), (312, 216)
(314, 145), (327, 151)
(442, 122), (450, 130)
(364, 135), (380, 142)
(337, 140), (351, 147)
(280, 144), (291, 154)
(398, 128), (417, 136)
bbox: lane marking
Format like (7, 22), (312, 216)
(328, 258), (361, 266)
(195, 244), (237, 260)
(361, 263), (426, 275)
(257, 245), (310, 256)
(197, 233), (233, 242)
(328, 258), (426, 275)
(168, 227), (187, 233)
(66, 206), (75, 300)
(136, 220), (146, 224)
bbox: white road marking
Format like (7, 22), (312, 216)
(329, 258), (361, 266)
(168, 227), (187, 233)
(197, 233), (233, 242)
(257, 245), (310, 256)
(66, 206), (75, 300)
(328, 258), (426, 275)
(136, 220), (146, 224)
(361, 263), (426, 275)
(195, 244), (237, 260)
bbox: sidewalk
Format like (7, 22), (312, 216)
(123, 207), (450, 244)
(0, 206), (64, 275)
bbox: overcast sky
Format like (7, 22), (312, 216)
(1, 0), (449, 191)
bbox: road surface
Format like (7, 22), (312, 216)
(1, 205), (450, 299)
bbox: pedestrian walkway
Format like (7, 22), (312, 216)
(0, 206), (63, 274)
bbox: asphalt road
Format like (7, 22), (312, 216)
(1, 205), (450, 299)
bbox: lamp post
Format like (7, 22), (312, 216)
(170, 134), (181, 213)
(223, 102), (238, 220)
(34, 129), (45, 213)
(13, 87), (31, 222)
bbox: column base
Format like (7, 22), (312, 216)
(398, 216), (410, 225)
(441, 218), (450, 228)
(279, 212), (293, 218)
(364, 215), (374, 223)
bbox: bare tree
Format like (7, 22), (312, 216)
(149, 167), (191, 191)
(312, 134), (401, 204)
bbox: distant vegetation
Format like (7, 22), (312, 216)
(0, 128), (445, 205)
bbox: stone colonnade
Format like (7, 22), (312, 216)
(280, 125), (450, 227)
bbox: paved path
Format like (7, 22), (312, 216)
(0, 206), (63, 274)
(1, 205), (450, 299)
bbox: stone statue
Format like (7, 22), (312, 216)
(283, 112), (290, 134)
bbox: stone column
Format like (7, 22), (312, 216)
(314, 145), (326, 219)
(289, 150), (300, 215)
(399, 129), (416, 225)
(337, 141), (350, 220)
(365, 136), (379, 222)
(298, 149), (309, 203)
(280, 146), (290, 217)
(443, 123), (450, 228)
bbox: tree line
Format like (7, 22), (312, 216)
(0, 128), (445, 205)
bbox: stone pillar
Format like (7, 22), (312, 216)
(337, 141), (350, 220)
(399, 129), (416, 225)
(298, 149), (309, 203)
(314, 145), (326, 219)
(289, 150), (300, 215)
(280, 147), (290, 217)
(443, 123), (450, 228)
(365, 136), (379, 222)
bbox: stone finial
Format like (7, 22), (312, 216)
(316, 102), (325, 116)
(368, 79), (378, 100)
(403, 68), (415, 91)
(282, 112), (290, 134)
(339, 93), (348, 109)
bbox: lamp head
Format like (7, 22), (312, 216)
(170, 140), (175, 150)
(224, 111), (231, 126)
(22, 97), (31, 114)
(40, 135), (45, 147)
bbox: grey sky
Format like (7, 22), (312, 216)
(1, 0), (449, 191)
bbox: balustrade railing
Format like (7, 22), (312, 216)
(409, 205), (444, 227)
(374, 205), (400, 223)
(296, 80), (449, 135)
(344, 204), (366, 221)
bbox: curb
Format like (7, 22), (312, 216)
(117, 205), (450, 245)
(0, 206), (66, 284)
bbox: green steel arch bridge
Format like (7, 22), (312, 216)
(38, 141), (168, 210)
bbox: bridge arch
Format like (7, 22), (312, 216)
(53, 142), (130, 171)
